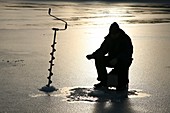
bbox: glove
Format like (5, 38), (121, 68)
(86, 54), (94, 60)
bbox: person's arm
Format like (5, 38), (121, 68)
(86, 36), (110, 60)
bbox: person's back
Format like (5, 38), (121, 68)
(107, 28), (133, 61)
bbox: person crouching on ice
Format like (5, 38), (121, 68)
(86, 22), (133, 91)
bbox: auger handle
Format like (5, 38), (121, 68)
(48, 8), (67, 30)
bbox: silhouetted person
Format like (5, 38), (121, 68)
(86, 22), (133, 91)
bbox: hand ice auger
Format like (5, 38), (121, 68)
(46, 8), (67, 87)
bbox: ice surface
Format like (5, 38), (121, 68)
(30, 86), (150, 103)
(0, 1), (170, 113)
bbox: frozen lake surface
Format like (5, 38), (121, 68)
(0, 0), (170, 113)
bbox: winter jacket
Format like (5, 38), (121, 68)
(92, 29), (133, 61)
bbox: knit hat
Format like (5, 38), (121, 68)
(109, 22), (119, 33)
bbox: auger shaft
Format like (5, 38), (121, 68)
(46, 28), (58, 87)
